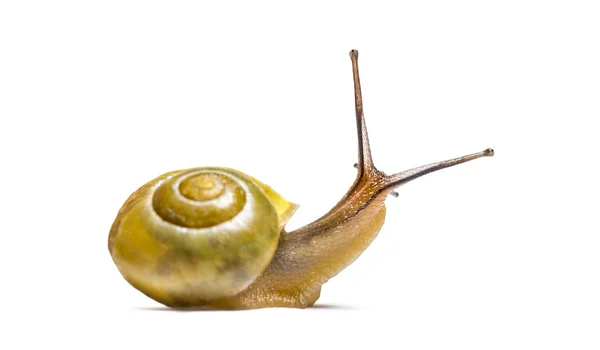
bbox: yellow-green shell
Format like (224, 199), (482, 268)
(108, 167), (298, 307)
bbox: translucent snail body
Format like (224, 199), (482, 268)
(108, 50), (494, 309)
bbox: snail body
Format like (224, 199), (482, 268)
(109, 50), (494, 309)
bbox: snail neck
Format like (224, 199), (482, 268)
(290, 168), (390, 239)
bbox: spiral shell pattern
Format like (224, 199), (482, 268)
(108, 167), (282, 307)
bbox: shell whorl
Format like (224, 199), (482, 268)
(153, 172), (247, 228)
(144, 169), (266, 253)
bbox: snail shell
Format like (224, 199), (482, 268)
(108, 167), (298, 307)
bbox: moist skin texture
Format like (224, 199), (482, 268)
(208, 168), (391, 309)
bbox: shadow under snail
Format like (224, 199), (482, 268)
(108, 50), (494, 309)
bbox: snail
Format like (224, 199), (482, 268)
(108, 50), (494, 309)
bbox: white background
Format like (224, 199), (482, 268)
(1, 1), (599, 349)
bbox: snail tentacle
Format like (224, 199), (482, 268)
(209, 50), (494, 309)
(350, 49), (375, 177)
(382, 148), (495, 190)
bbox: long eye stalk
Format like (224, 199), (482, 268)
(350, 49), (375, 176)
